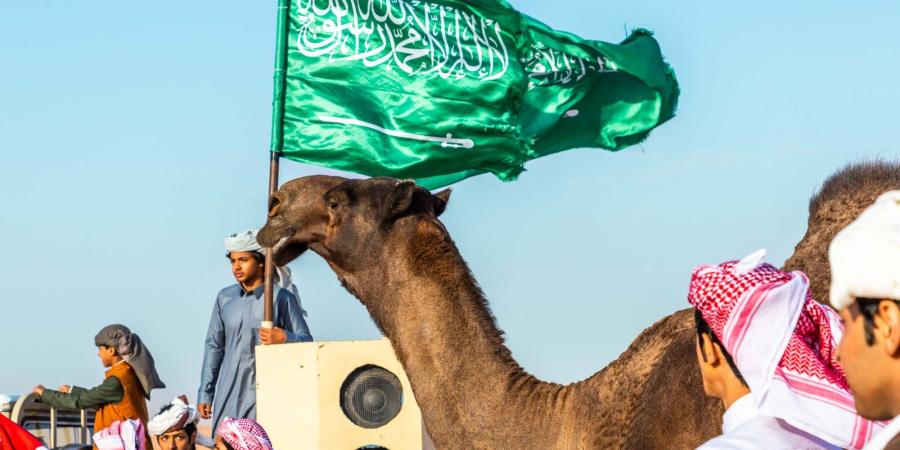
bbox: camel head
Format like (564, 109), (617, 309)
(258, 176), (451, 270)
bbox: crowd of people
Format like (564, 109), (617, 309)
(5, 189), (900, 450)
(24, 229), (310, 450)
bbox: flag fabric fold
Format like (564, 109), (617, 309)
(0, 415), (48, 450)
(277, 0), (678, 188)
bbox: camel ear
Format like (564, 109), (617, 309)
(432, 188), (451, 217)
(390, 180), (417, 217)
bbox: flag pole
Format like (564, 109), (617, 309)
(263, 0), (291, 328)
(262, 152), (280, 328)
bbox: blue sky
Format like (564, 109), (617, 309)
(2, 0), (899, 415)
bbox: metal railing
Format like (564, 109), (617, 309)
(11, 393), (93, 448)
(45, 406), (90, 448)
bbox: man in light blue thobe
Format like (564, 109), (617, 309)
(198, 229), (312, 433)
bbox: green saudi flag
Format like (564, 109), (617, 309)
(270, 0), (679, 188)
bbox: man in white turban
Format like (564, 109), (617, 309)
(198, 229), (312, 434)
(148, 396), (213, 450)
(830, 190), (900, 450)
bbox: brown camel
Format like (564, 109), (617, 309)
(257, 160), (900, 450)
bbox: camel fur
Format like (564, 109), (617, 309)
(257, 160), (900, 449)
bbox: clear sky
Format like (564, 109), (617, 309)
(2, 0), (899, 416)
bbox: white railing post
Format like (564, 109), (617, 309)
(49, 406), (57, 448)
(80, 408), (88, 444)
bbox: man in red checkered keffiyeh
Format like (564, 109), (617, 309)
(214, 417), (273, 450)
(688, 249), (881, 450)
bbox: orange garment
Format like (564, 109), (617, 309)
(93, 362), (151, 449)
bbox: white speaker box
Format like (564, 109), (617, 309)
(256, 339), (433, 450)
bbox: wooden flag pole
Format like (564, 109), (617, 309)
(262, 151), (280, 328)
(263, 0), (291, 328)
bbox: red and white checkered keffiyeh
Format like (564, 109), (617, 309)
(688, 250), (883, 449)
(216, 417), (273, 450)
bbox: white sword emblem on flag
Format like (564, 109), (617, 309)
(319, 115), (476, 149)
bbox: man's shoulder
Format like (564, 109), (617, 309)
(104, 365), (132, 385)
(274, 286), (299, 302)
(217, 284), (242, 298)
(699, 417), (839, 450)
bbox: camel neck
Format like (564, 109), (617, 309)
(341, 224), (570, 447)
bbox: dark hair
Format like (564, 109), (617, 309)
(856, 298), (900, 346)
(154, 404), (197, 437)
(225, 251), (265, 264)
(694, 309), (748, 387)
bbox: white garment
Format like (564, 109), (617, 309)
(697, 395), (841, 450)
(93, 419), (143, 450)
(863, 416), (900, 450)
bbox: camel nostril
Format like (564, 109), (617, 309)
(269, 195), (282, 217)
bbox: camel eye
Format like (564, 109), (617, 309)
(328, 201), (339, 210)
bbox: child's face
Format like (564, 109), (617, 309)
(229, 251), (263, 286)
(97, 345), (116, 367)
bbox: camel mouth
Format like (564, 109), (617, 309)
(272, 235), (290, 254)
(270, 227), (308, 266)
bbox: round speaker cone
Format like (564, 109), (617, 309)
(341, 365), (403, 428)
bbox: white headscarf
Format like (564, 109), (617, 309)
(224, 229), (265, 254)
(147, 396), (215, 447)
(829, 190), (900, 310)
(147, 396), (198, 436)
(226, 229), (306, 315)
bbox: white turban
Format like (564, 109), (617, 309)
(225, 229), (306, 315)
(829, 190), (900, 310)
(225, 229), (264, 253)
(147, 395), (215, 450)
(148, 396), (198, 436)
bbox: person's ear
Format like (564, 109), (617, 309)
(697, 333), (719, 366)
(708, 338), (726, 368)
(878, 299), (900, 357)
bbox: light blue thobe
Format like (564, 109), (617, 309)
(198, 283), (312, 433)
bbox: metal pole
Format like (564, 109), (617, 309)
(264, 0), (290, 326)
(80, 408), (87, 444)
(49, 407), (57, 449)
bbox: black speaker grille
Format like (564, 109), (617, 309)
(340, 365), (403, 428)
